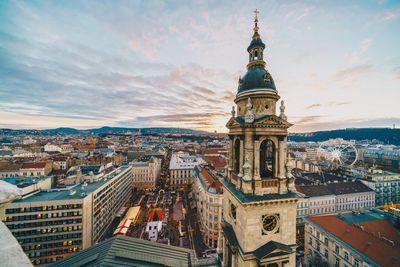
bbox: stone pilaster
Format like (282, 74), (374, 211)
(253, 138), (260, 180)
(239, 138), (244, 176)
(244, 130), (254, 179)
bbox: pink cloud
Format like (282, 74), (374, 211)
(382, 9), (400, 21)
(334, 64), (374, 80)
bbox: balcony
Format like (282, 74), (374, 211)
(262, 179), (278, 188)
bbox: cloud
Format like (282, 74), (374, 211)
(292, 116), (323, 125)
(306, 102), (350, 110)
(0, 1), (399, 133)
(118, 111), (229, 129)
(284, 5), (315, 22)
(291, 117), (400, 133)
(328, 101), (351, 107)
(334, 64), (374, 80)
(395, 67), (400, 80)
(381, 9), (400, 21)
(306, 104), (321, 109)
(349, 39), (372, 64)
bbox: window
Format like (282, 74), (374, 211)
(230, 202), (237, 220)
(354, 259), (359, 267)
(260, 139), (275, 179)
(324, 237), (328, 245)
(335, 245), (339, 254)
(335, 257), (340, 267)
(344, 251), (349, 261)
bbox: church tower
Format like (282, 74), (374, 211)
(221, 11), (298, 267)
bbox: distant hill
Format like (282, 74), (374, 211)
(289, 128), (400, 145)
(0, 127), (207, 136)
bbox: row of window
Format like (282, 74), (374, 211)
(29, 246), (80, 258)
(6, 204), (83, 214)
(7, 211), (82, 221)
(5, 218), (82, 229)
(23, 239), (82, 252)
(12, 225), (82, 237)
(18, 233), (82, 244)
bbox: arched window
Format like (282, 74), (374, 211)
(234, 139), (240, 173)
(260, 139), (275, 178)
(254, 50), (258, 60)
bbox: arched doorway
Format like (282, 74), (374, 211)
(260, 139), (275, 179)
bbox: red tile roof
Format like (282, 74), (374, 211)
(204, 148), (223, 155)
(148, 209), (165, 222)
(204, 155), (227, 170)
(200, 168), (223, 193)
(308, 215), (400, 267)
(21, 162), (47, 169)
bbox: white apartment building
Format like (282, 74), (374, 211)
(169, 151), (204, 188)
(3, 165), (132, 266)
(296, 181), (375, 225)
(44, 143), (62, 153)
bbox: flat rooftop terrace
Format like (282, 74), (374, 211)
(3, 176), (51, 188)
(13, 166), (130, 203)
(340, 210), (386, 224)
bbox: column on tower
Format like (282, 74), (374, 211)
(241, 129), (254, 194)
(278, 136), (288, 193)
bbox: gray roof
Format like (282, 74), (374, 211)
(50, 235), (219, 267)
(296, 180), (373, 197)
(13, 166), (130, 202)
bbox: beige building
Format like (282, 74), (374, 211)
(193, 166), (223, 249)
(2, 165), (132, 266)
(221, 12), (298, 267)
(132, 157), (161, 190)
(19, 162), (52, 177)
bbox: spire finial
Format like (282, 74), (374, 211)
(253, 9), (260, 36)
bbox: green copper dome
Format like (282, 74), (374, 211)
(238, 66), (276, 93)
(247, 38), (265, 52)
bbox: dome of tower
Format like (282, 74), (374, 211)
(247, 37), (265, 52)
(238, 66), (276, 93)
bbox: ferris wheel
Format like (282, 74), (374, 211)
(317, 139), (358, 167)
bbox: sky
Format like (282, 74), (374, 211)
(0, 0), (399, 133)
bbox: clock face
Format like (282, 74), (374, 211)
(262, 214), (279, 233)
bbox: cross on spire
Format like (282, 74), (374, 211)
(253, 9), (260, 35)
(254, 9), (259, 19)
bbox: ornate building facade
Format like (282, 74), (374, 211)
(221, 11), (298, 267)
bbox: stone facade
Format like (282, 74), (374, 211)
(132, 157), (161, 190)
(192, 166), (223, 249)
